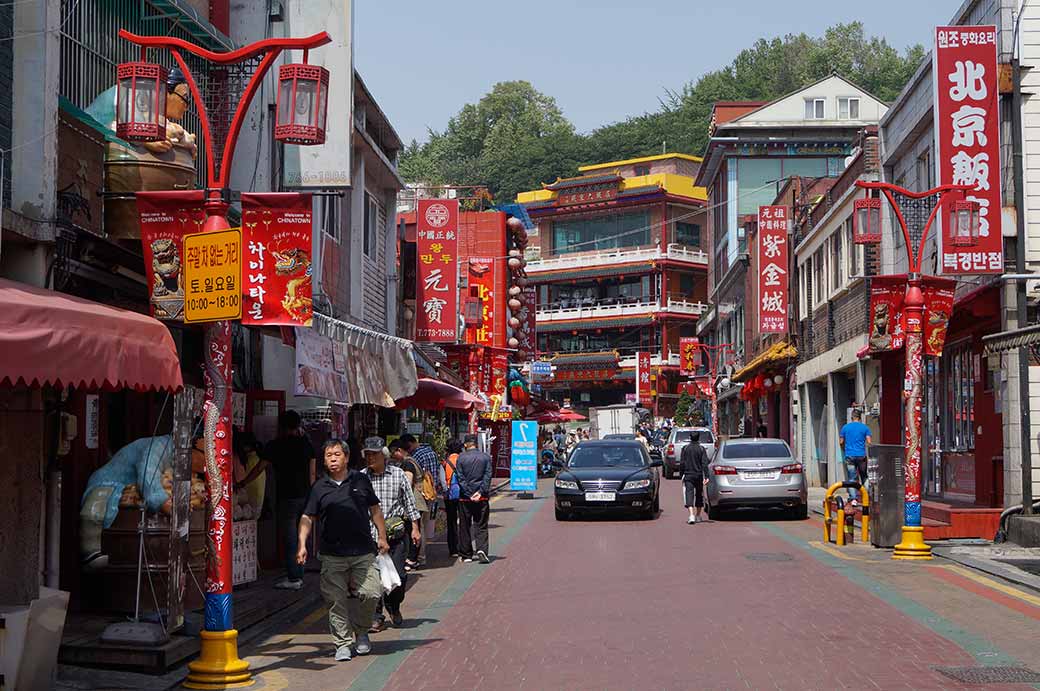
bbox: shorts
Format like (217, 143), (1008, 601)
(683, 477), (704, 508)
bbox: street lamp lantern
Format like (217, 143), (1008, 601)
(115, 61), (167, 142)
(949, 199), (981, 247)
(274, 62), (330, 145)
(853, 197), (882, 245)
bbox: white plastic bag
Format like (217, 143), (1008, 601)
(375, 553), (401, 594)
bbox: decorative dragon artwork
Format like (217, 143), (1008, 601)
(151, 238), (181, 298)
(273, 247), (313, 323)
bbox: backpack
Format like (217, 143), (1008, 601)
(420, 469), (438, 501)
(445, 455), (461, 501)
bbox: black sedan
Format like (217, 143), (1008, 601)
(553, 440), (662, 520)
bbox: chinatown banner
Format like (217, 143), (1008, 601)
(466, 257), (496, 346)
(933, 25), (1002, 274)
(515, 285), (538, 356)
(922, 276), (956, 357)
(416, 198), (459, 342)
(636, 351), (652, 406)
(241, 193), (314, 326)
(136, 190), (206, 321)
(679, 337), (700, 376)
(757, 205), (789, 333)
(868, 275), (907, 353)
(294, 325), (349, 402)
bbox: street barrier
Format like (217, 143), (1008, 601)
(823, 481), (869, 546)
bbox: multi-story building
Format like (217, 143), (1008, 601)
(517, 154), (708, 415)
(695, 77), (888, 436)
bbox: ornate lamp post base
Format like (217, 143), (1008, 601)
(893, 526), (933, 560)
(184, 630), (253, 689)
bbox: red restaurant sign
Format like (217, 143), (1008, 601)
(757, 205), (789, 333)
(466, 257), (496, 347)
(637, 351), (652, 405)
(241, 192), (313, 326)
(933, 25), (1002, 274)
(416, 199), (459, 342)
(679, 337), (700, 376)
(556, 184), (618, 207)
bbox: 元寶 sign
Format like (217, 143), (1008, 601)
(415, 199), (460, 342)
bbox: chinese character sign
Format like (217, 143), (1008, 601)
(868, 275), (908, 353)
(466, 257), (496, 347)
(922, 276), (956, 357)
(636, 351), (652, 406)
(934, 25), (1002, 275)
(241, 193), (314, 326)
(679, 337), (700, 376)
(416, 199), (459, 342)
(757, 205), (789, 333)
(136, 190), (206, 321)
(183, 228), (242, 322)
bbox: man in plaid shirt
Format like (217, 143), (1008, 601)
(361, 437), (420, 627)
(400, 434), (445, 565)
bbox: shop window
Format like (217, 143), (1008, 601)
(675, 221), (700, 247)
(941, 341), (975, 451)
(838, 97), (860, 120)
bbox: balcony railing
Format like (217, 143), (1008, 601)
(527, 244), (708, 273)
(536, 297), (708, 322)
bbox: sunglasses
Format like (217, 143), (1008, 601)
(170, 89), (191, 107)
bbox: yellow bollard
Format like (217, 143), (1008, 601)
(836, 505), (846, 546)
(860, 484), (870, 544)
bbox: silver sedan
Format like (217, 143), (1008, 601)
(706, 438), (807, 520)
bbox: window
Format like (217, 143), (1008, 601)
(722, 441), (791, 459)
(675, 221), (700, 247)
(553, 211), (650, 255)
(831, 231), (843, 291)
(916, 148), (934, 192)
(844, 217), (860, 279)
(320, 195), (338, 240)
(812, 248), (825, 307)
(838, 97), (860, 120)
(940, 341), (975, 451)
(363, 193), (378, 257)
(799, 262), (808, 319)
(736, 158), (781, 215)
(805, 98), (825, 119)
(634, 164), (651, 176)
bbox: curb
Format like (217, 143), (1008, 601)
(932, 546), (1040, 595)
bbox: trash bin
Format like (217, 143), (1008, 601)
(868, 444), (905, 548)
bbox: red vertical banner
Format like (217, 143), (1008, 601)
(416, 199), (459, 342)
(517, 285), (538, 356)
(757, 205), (789, 333)
(241, 192), (314, 326)
(466, 257), (496, 346)
(490, 350), (509, 410)
(934, 25), (1002, 274)
(922, 276), (956, 357)
(679, 337), (700, 376)
(137, 190), (206, 321)
(868, 275), (908, 353)
(637, 351), (652, 406)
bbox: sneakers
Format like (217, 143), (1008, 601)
(389, 608), (404, 627)
(274, 577), (303, 590)
(687, 515), (696, 524)
(355, 634), (371, 655)
(460, 556), (473, 563)
(476, 550), (490, 564)
(334, 646), (352, 662)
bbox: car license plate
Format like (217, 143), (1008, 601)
(742, 471), (777, 480)
(585, 491), (616, 502)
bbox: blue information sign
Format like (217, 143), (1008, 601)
(531, 361), (552, 376)
(510, 420), (538, 492)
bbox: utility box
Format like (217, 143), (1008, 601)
(868, 444), (905, 548)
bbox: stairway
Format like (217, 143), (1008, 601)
(922, 500), (1002, 540)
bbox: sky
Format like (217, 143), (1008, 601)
(354, 0), (964, 145)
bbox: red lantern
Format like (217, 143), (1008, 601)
(853, 197), (882, 244)
(949, 199), (981, 247)
(274, 63), (330, 145)
(115, 62), (167, 142)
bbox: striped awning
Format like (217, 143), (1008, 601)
(983, 323), (1040, 356)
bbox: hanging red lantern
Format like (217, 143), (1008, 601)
(853, 197), (882, 244)
(115, 62), (167, 142)
(949, 199), (981, 247)
(274, 61), (330, 145)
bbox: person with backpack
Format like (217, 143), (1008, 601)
(680, 430), (710, 524)
(400, 434), (444, 566)
(442, 439), (464, 558)
(388, 439), (426, 572)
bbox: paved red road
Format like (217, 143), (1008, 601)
(380, 480), (1037, 691)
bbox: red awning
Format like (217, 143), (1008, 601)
(558, 409), (586, 421)
(0, 279), (183, 392)
(393, 377), (485, 411)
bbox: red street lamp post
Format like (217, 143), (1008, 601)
(693, 342), (734, 440)
(853, 180), (977, 561)
(116, 30), (332, 687)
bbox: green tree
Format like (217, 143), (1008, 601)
(674, 390), (694, 427)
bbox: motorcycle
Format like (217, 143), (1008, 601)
(539, 449), (557, 477)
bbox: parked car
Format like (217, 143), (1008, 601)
(663, 427), (716, 479)
(553, 440), (662, 520)
(705, 438), (807, 520)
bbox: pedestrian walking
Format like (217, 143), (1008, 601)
(263, 410), (316, 590)
(296, 439), (388, 662)
(400, 434), (445, 566)
(388, 439), (427, 572)
(455, 434), (493, 563)
(362, 437), (421, 629)
(680, 430), (710, 524)
(442, 439), (464, 558)
(840, 410), (872, 503)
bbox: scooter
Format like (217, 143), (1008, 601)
(539, 450), (557, 477)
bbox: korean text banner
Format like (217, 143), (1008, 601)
(136, 190), (206, 321)
(241, 193), (314, 326)
(416, 199), (459, 342)
(679, 337), (700, 376)
(758, 205), (789, 333)
(466, 256), (496, 347)
(922, 276), (956, 357)
(933, 26), (1002, 274)
(294, 326), (348, 402)
(637, 351), (652, 405)
(868, 275), (908, 353)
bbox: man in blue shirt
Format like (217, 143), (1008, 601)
(839, 410), (872, 502)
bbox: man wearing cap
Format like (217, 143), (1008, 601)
(361, 437), (421, 629)
(297, 439), (388, 662)
(455, 434), (493, 563)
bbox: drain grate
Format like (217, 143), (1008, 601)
(743, 552), (794, 562)
(934, 666), (1040, 684)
